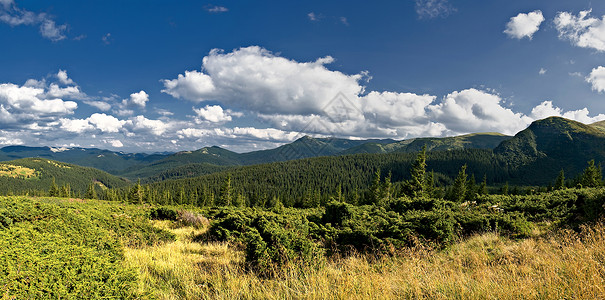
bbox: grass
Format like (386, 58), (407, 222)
(126, 218), (605, 299)
(0, 164), (38, 179)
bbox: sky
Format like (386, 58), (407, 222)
(1, 0), (605, 153)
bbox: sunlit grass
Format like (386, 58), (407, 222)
(126, 220), (605, 299)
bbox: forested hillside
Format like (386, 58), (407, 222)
(0, 158), (129, 196)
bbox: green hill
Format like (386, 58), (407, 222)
(0, 146), (166, 174)
(494, 116), (605, 184)
(0, 158), (129, 195)
(340, 133), (510, 155)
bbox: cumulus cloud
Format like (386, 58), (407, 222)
(87, 113), (125, 133)
(178, 127), (299, 143)
(162, 46), (367, 116)
(162, 46), (605, 145)
(428, 89), (534, 135)
(0, 83), (77, 126)
(415, 0), (455, 19)
(539, 68), (547, 75)
(0, 1), (67, 41)
(193, 105), (242, 123)
(124, 115), (171, 136)
(555, 9), (605, 51)
(530, 101), (605, 124)
(56, 70), (74, 85)
(114, 90), (149, 116)
(504, 10), (544, 40)
(586, 66), (605, 92)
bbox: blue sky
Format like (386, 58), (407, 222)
(1, 0), (605, 153)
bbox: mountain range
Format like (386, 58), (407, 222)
(0, 116), (604, 189)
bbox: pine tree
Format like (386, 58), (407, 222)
(451, 164), (467, 202)
(408, 146), (427, 198)
(49, 177), (59, 197)
(581, 160), (602, 188)
(554, 169), (566, 190)
(466, 174), (476, 201)
(218, 174), (232, 206)
(129, 179), (144, 204)
(501, 182), (509, 195)
(479, 174), (488, 195)
(425, 171), (435, 198)
(369, 169), (382, 205)
(86, 182), (98, 199)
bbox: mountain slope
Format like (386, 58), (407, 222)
(0, 146), (166, 174)
(495, 116), (605, 183)
(340, 133), (510, 155)
(0, 158), (129, 194)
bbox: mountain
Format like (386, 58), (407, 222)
(339, 133), (510, 155)
(121, 146), (241, 179)
(590, 120), (605, 133)
(0, 158), (130, 194)
(494, 116), (605, 183)
(0, 146), (167, 174)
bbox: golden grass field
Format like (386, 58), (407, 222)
(124, 220), (605, 299)
(0, 164), (37, 179)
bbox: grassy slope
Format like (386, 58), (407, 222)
(2, 191), (605, 299)
(127, 208), (605, 299)
(339, 133), (510, 155)
(0, 158), (130, 194)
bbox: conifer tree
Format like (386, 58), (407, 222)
(129, 179), (144, 204)
(479, 174), (488, 195)
(218, 174), (232, 206)
(49, 177), (59, 197)
(581, 160), (602, 188)
(86, 182), (97, 199)
(451, 164), (467, 202)
(554, 169), (565, 190)
(408, 146), (427, 198)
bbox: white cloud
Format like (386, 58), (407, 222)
(102, 33), (112, 45)
(83, 100), (111, 111)
(415, 0), (455, 19)
(530, 101), (605, 124)
(555, 9), (605, 51)
(340, 17), (349, 26)
(128, 90), (149, 107)
(427, 89), (533, 135)
(308, 12), (318, 21)
(106, 139), (123, 148)
(56, 70), (74, 85)
(60, 118), (94, 133)
(205, 5), (228, 13)
(124, 115), (169, 136)
(193, 105), (242, 123)
(87, 113), (125, 133)
(46, 83), (88, 100)
(0, 83), (77, 124)
(586, 66), (605, 92)
(39, 19), (66, 41)
(114, 90), (149, 115)
(162, 46), (367, 116)
(539, 68), (547, 75)
(0, 1), (67, 41)
(504, 10), (544, 40)
(177, 127), (299, 143)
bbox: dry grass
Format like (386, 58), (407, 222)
(0, 164), (38, 179)
(125, 221), (605, 299)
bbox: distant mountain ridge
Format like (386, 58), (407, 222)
(0, 133), (509, 179)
